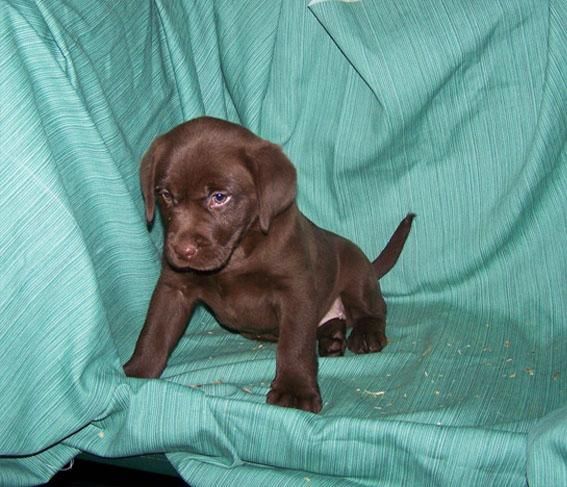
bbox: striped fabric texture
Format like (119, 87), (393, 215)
(1, 0), (565, 485)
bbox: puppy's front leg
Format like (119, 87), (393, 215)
(267, 304), (321, 413)
(124, 274), (196, 378)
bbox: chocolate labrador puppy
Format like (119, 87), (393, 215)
(124, 116), (414, 413)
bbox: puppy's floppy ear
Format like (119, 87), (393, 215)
(139, 138), (164, 225)
(246, 142), (297, 234)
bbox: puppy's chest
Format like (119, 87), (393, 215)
(201, 272), (280, 334)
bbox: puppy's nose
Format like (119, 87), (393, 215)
(179, 244), (197, 259)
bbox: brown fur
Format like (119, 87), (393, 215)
(124, 117), (414, 413)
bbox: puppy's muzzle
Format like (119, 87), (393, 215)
(166, 236), (231, 272)
(166, 235), (202, 269)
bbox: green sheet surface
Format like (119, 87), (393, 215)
(1, 1), (565, 485)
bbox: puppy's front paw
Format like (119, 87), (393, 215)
(123, 356), (163, 378)
(267, 384), (322, 413)
(347, 318), (387, 354)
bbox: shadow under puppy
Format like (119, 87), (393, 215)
(124, 116), (414, 413)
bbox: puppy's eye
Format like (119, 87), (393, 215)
(209, 191), (231, 208)
(158, 189), (174, 205)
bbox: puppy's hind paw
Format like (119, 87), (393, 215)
(347, 318), (387, 354)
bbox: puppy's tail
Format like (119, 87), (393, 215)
(372, 213), (415, 279)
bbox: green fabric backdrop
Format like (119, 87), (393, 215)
(1, 1), (565, 485)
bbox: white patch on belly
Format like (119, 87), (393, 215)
(318, 297), (346, 326)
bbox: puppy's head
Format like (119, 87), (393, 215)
(140, 117), (296, 272)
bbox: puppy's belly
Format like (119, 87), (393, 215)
(212, 297), (346, 340)
(206, 289), (346, 344)
(318, 297), (346, 326)
(211, 304), (280, 341)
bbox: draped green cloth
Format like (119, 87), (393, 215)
(1, 1), (565, 485)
